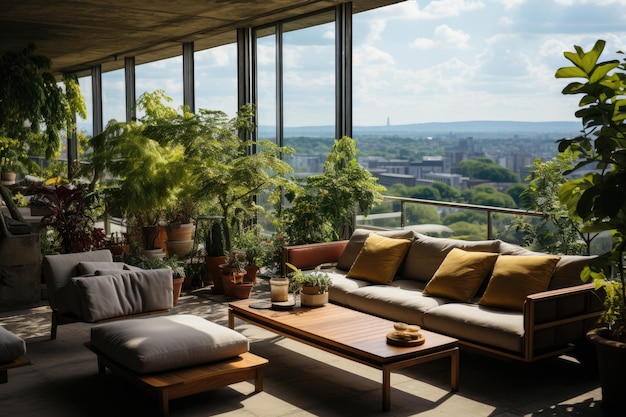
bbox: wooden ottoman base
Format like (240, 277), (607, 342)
(85, 342), (268, 416)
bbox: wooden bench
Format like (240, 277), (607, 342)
(86, 342), (268, 416)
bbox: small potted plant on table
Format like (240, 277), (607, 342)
(286, 263), (331, 307)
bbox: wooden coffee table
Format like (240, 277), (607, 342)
(228, 300), (459, 411)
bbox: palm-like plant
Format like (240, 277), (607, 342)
(556, 39), (626, 341)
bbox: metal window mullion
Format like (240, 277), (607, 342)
(183, 42), (195, 113)
(124, 57), (136, 121)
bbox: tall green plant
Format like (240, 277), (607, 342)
(284, 136), (386, 244)
(0, 44), (86, 165)
(556, 39), (626, 340)
(508, 151), (593, 255)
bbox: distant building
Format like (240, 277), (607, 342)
(378, 173), (416, 187)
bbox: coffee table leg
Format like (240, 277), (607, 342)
(228, 309), (234, 329)
(382, 366), (391, 411)
(451, 347), (459, 391)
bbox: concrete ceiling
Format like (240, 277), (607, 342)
(1, 0), (401, 77)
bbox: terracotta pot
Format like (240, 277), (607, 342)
(586, 327), (626, 416)
(165, 223), (194, 241)
(244, 264), (259, 283)
(165, 239), (194, 258)
(172, 277), (185, 306)
(205, 255), (226, 293)
(221, 270), (248, 298)
(232, 282), (254, 299)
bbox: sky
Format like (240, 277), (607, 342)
(83, 0), (626, 129)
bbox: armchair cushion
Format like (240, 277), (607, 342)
(90, 314), (249, 374)
(72, 269), (173, 322)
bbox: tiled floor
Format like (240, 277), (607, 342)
(1, 280), (603, 417)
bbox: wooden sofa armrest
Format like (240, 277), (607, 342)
(282, 240), (348, 275)
(522, 283), (603, 361)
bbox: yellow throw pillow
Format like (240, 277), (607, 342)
(478, 255), (560, 311)
(423, 248), (498, 302)
(346, 233), (412, 284)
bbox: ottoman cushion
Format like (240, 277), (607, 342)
(0, 327), (26, 363)
(90, 314), (249, 374)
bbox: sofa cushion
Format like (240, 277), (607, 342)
(90, 314), (249, 374)
(0, 326), (26, 363)
(336, 229), (414, 271)
(346, 233), (412, 284)
(76, 261), (126, 276)
(72, 269), (173, 322)
(549, 255), (595, 289)
(325, 269), (371, 306)
(423, 303), (524, 353)
(423, 248), (499, 302)
(403, 234), (500, 283)
(478, 255), (560, 311)
(343, 280), (447, 326)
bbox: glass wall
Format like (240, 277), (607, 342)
(135, 56), (183, 118)
(255, 27), (277, 144)
(195, 44), (238, 117)
(102, 69), (125, 125)
(282, 11), (336, 178)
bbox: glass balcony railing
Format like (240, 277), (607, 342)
(356, 195), (544, 242)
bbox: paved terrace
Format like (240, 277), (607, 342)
(1, 279), (602, 417)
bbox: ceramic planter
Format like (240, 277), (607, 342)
(301, 291), (328, 307)
(586, 327), (626, 416)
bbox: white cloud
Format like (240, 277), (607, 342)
(413, 0), (486, 19)
(555, 0), (623, 5)
(497, 0), (526, 9)
(410, 25), (470, 49)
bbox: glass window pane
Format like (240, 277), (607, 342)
(283, 13), (335, 178)
(195, 44), (237, 116)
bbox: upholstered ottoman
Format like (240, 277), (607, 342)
(86, 314), (268, 416)
(0, 326), (30, 383)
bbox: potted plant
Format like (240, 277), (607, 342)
(232, 224), (267, 282)
(204, 219), (227, 293)
(556, 39), (626, 416)
(286, 263), (331, 307)
(219, 249), (254, 299)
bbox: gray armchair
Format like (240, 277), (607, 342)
(42, 250), (174, 339)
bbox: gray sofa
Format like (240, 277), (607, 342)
(283, 229), (604, 363)
(43, 250), (174, 339)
